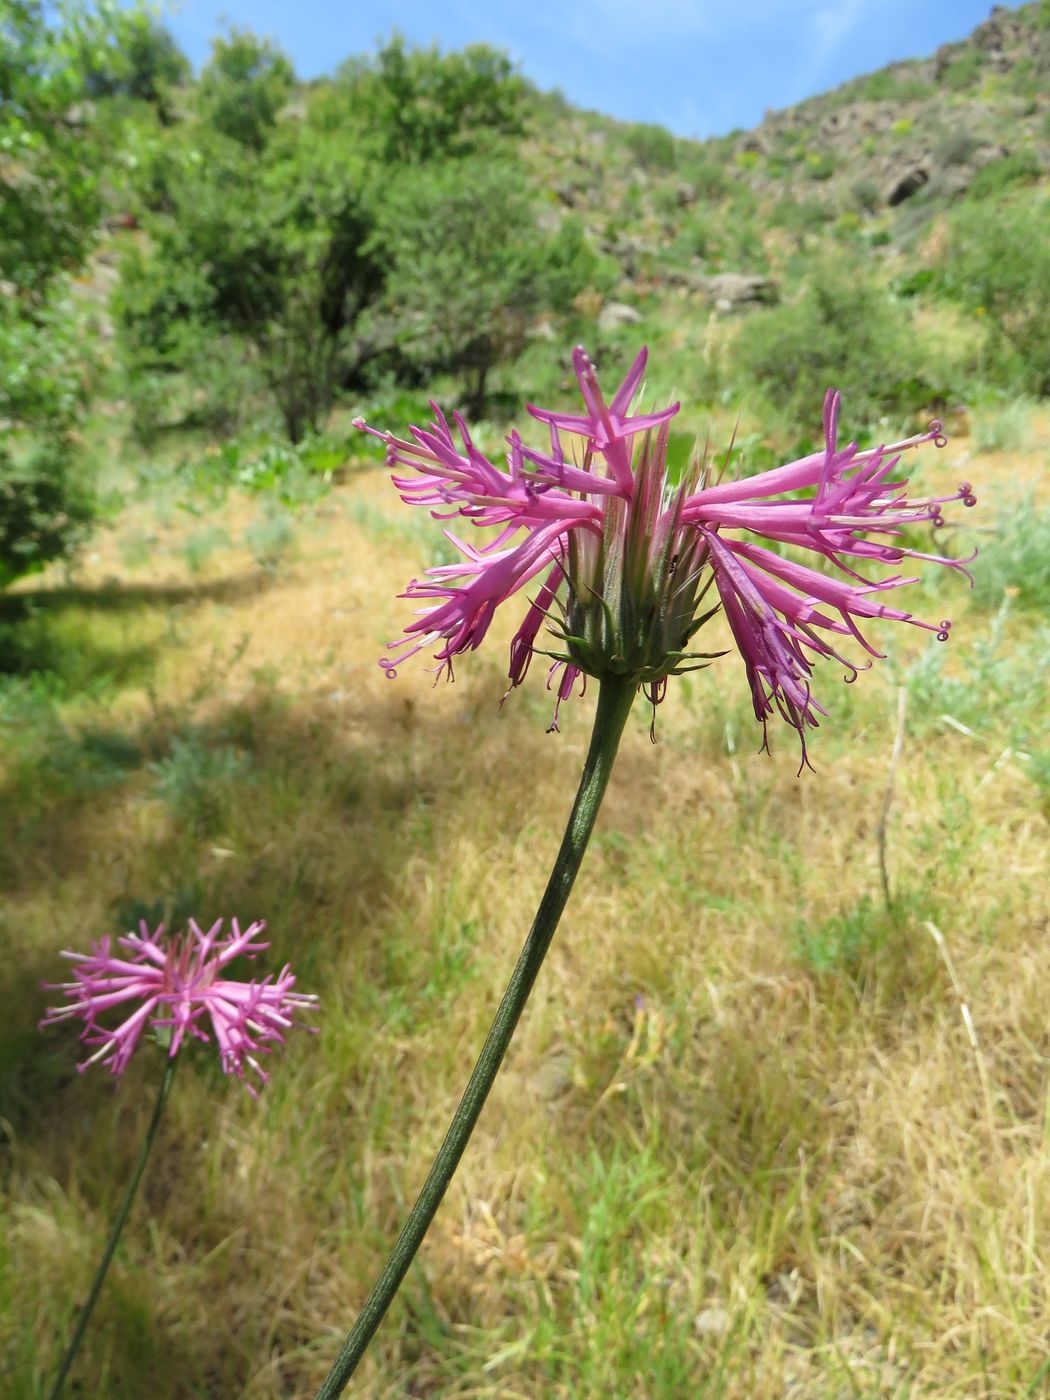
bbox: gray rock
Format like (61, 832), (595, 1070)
(703, 272), (779, 313)
(598, 301), (643, 331)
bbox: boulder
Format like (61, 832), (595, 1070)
(598, 301), (643, 331)
(703, 272), (778, 314)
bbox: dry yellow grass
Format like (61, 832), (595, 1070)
(2, 441), (1048, 1398)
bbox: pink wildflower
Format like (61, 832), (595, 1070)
(355, 347), (975, 762)
(41, 919), (318, 1093)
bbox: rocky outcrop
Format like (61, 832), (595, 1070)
(885, 165), (930, 205)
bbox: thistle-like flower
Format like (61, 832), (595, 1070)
(41, 918), (318, 1093)
(355, 347), (975, 763)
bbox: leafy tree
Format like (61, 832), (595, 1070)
(375, 158), (597, 415)
(78, 6), (189, 112)
(116, 123), (383, 441)
(198, 29), (294, 150)
(0, 0), (108, 295)
(331, 36), (526, 164)
(117, 34), (551, 437)
(0, 1), (135, 586)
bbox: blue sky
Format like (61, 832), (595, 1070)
(165, 0), (1025, 138)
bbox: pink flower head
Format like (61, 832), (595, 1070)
(41, 919), (318, 1094)
(355, 348), (975, 762)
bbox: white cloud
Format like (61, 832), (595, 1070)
(787, 0), (867, 100)
(493, 0), (872, 70)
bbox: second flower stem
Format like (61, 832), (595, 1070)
(48, 1052), (177, 1400)
(315, 675), (638, 1397)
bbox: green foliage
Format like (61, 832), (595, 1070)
(197, 28), (294, 150)
(768, 195), (833, 243)
(971, 495), (1050, 613)
(182, 431), (347, 507)
(180, 524), (230, 575)
(943, 191), (1050, 395)
(0, 1), (107, 294)
(804, 149), (836, 180)
(150, 730), (250, 830)
(0, 298), (85, 432)
(850, 179), (881, 214)
(970, 397), (1033, 454)
(942, 49), (984, 92)
(116, 28), (562, 438)
(966, 148), (1042, 199)
(374, 158), (596, 413)
(859, 70), (934, 102)
(732, 263), (926, 431)
(624, 122), (676, 171)
(935, 130), (984, 167)
(899, 604), (1048, 749)
(78, 7), (189, 112)
(676, 154), (732, 201)
(795, 895), (897, 976)
(0, 440), (93, 589)
(116, 120), (382, 441)
(242, 505), (295, 568)
(0, 291), (93, 587)
(331, 36), (526, 164)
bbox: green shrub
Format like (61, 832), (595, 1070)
(676, 155), (731, 202)
(943, 191), (1050, 395)
(851, 179), (881, 214)
(935, 130), (983, 167)
(966, 148), (1042, 200)
(794, 895), (903, 976)
(860, 70), (934, 102)
(732, 263), (927, 432)
(971, 495), (1050, 612)
(898, 605), (1047, 748)
(0, 1), (106, 295)
(0, 294), (94, 588)
(970, 398), (1032, 454)
(942, 50), (984, 92)
(805, 150), (836, 181)
(197, 29), (294, 150)
(624, 122), (676, 171)
(769, 196), (833, 240)
(150, 731), (250, 831)
(0, 442), (93, 589)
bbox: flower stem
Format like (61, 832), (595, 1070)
(315, 676), (638, 1397)
(48, 1054), (177, 1400)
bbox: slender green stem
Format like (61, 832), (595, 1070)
(315, 676), (638, 1397)
(48, 1054), (177, 1400)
